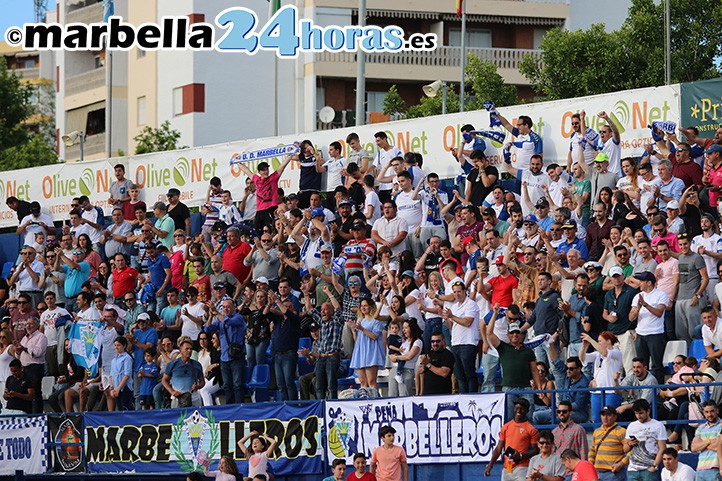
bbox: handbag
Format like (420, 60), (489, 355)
(222, 322), (245, 359)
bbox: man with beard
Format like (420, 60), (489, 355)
(585, 203), (614, 261)
(691, 214), (722, 301)
(505, 155), (550, 215)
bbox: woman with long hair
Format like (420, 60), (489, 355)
(91, 260), (112, 300)
(393, 270), (424, 330)
(597, 186), (613, 218)
(388, 318), (424, 397)
(348, 298), (386, 392)
(0, 329), (15, 385)
(579, 331), (623, 422)
(48, 339), (85, 412)
(199, 331), (223, 406)
(77, 233), (102, 279)
(419, 271), (446, 349)
(616, 157), (641, 206)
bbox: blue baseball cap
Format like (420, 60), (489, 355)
(705, 144), (722, 155)
(523, 214), (538, 223)
(311, 207), (325, 218)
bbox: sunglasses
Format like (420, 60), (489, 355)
(550, 228), (561, 232)
(174, 234), (184, 238)
(673, 361), (683, 365)
(430, 340), (442, 344)
(18, 301), (28, 304)
(348, 281), (360, 286)
(535, 258), (544, 262)
(523, 252), (534, 256)
(72, 251), (84, 255)
(20, 252), (29, 256)
(124, 298), (135, 302)
(585, 267), (596, 271)
(653, 228), (664, 233)
(261, 239), (273, 243)
(566, 366), (578, 371)
(141, 229), (151, 233)
(538, 441), (551, 445)
(556, 410), (569, 414)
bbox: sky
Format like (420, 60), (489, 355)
(1, 0), (37, 38)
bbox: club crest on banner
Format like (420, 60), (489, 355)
(55, 418), (82, 472)
(171, 410), (220, 473)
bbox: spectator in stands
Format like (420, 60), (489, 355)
(603, 266), (637, 375)
(623, 399), (666, 480)
(107, 336), (133, 411)
(653, 241), (679, 341)
(268, 290), (301, 401)
(236, 157), (293, 232)
(127, 312), (158, 410)
(588, 406), (627, 481)
(579, 332), (623, 421)
(415, 331), (453, 396)
(674, 233), (708, 343)
(205, 298), (246, 405)
(222, 227), (252, 288)
(442, 280), (479, 394)
(244, 234), (280, 289)
(660, 448), (694, 481)
(121, 183), (145, 222)
(17, 201), (54, 248)
(371, 201), (408, 258)
(162, 338), (204, 407)
(551, 400), (588, 460)
(484, 398), (539, 479)
(689, 400), (722, 479)
(3, 359), (35, 414)
(102, 208), (133, 259)
(527, 430), (565, 481)
(616, 358), (658, 421)
(543, 345), (589, 424)
(629, 271), (667, 383)
(314, 298), (344, 400)
(140, 241), (171, 315)
(78, 196), (103, 251)
(559, 449), (598, 481)
(701, 306), (722, 358)
(9, 245), (44, 308)
(148, 202), (174, 249)
(487, 308), (542, 421)
(13, 316), (46, 412)
(524, 271), (561, 366)
(108, 164), (132, 209)
(6, 196), (32, 224)
(166, 188), (191, 235)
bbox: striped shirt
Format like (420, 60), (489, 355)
(589, 423), (628, 472)
(695, 418), (722, 471)
(317, 311), (344, 355)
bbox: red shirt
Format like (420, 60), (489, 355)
(112, 266), (139, 299)
(571, 459), (598, 481)
(670, 153), (703, 188)
(222, 241), (252, 284)
(192, 274), (211, 302)
(489, 273), (519, 307)
(121, 200), (146, 221)
(169, 250), (185, 290)
(500, 420), (538, 468)
(343, 238), (376, 271)
(346, 473), (376, 481)
(253, 171), (280, 211)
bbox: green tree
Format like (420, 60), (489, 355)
(406, 85), (460, 118)
(520, 0), (722, 100)
(134, 120), (186, 155)
(382, 85), (405, 116)
(0, 135), (58, 170)
(465, 53), (518, 109)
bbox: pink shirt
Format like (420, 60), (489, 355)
(709, 164), (722, 207)
(371, 445), (407, 481)
(655, 257), (679, 299)
(651, 232), (679, 263)
(19, 330), (48, 366)
(253, 171), (280, 211)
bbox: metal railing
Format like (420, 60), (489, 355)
(315, 46), (540, 70)
(65, 68), (105, 96)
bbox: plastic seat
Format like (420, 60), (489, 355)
(338, 369), (358, 390)
(247, 364), (270, 390)
(41, 376), (55, 400)
(689, 339), (707, 364)
(663, 340), (688, 374)
(299, 337), (313, 351)
(1, 261), (13, 280)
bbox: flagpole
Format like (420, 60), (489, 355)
(355, 0), (366, 126)
(459, 0), (466, 112)
(107, 50), (113, 158)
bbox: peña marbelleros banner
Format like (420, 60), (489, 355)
(324, 393), (505, 465)
(0, 83), (679, 228)
(84, 402), (323, 474)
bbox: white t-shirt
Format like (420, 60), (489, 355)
(547, 176), (570, 208)
(100, 325), (121, 372)
(520, 170), (551, 215)
(570, 131), (596, 165)
(364, 189), (382, 225)
(399, 338), (423, 370)
(372, 216), (409, 256)
(702, 318), (722, 351)
(692, 233), (722, 279)
(449, 297), (480, 346)
(180, 302), (206, 340)
(418, 189), (448, 229)
(625, 418), (667, 471)
(81, 208), (103, 244)
(374, 146), (403, 191)
(632, 288), (668, 336)
(394, 190), (423, 231)
(583, 348), (623, 390)
(40, 306), (70, 347)
(639, 177), (663, 211)
(323, 156), (347, 192)
(510, 129), (543, 171)
(19, 213), (55, 247)
(77, 306), (101, 322)
(599, 137), (622, 176)
(661, 462), (696, 481)
(403, 289), (424, 330)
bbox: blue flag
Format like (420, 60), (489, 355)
(650, 121), (677, 134)
(103, 0), (114, 22)
(68, 319), (104, 377)
(482, 99), (502, 127)
(472, 130), (506, 144)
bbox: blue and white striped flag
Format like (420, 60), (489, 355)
(229, 142), (300, 164)
(103, 0), (114, 22)
(68, 320), (103, 378)
(472, 130), (507, 144)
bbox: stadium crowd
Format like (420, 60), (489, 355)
(3, 110), (722, 480)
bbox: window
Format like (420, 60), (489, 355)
(366, 91), (387, 113)
(19, 59), (36, 69)
(137, 96), (146, 125)
(173, 87), (183, 116)
(533, 29), (548, 49)
(86, 108), (106, 136)
(449, 28), (492, 49)
(137, 49), (146, 58)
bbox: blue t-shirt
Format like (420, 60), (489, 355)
(164, 358), (203, 393)
(62, 261), (91, 298)
(139, 361), (159, 396)
(132, 327), (159, 372)
(147, 254), (171, 291)
(160, 305), (181, 328)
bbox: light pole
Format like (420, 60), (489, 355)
(61, 131), (85, 162)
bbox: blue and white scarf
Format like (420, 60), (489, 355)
(483, 99), (502, 127)
(472, 130), (507, 144)
(230, 142), (300, 164)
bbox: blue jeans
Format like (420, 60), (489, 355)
(502, 387), (535, 422)
(481, 353), (499, 393)
(599, 470), (626, 481)
(533, 404), (588, 425)
(146, 294), (168, 317)
(274, 351), (298, 401)
(696, 470), (721, 481)
(315, 353), (341, 400)
(451, 344), (478, 393)
(153, 382), (169, 409)
(246, 340), (269, 372)
(221, 357), (245, 404)
(424, 318), (443, 353)
(627, 469), (660, 481)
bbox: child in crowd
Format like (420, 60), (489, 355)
(138, 346), (158, 410)
(347, 453), (376, 481)
(237, 430), (277, 481)
(204, 455), (240, 481)
(386, 321), (405, 378)
(323, 459), (348, 481)
(370, 426), (408, 481)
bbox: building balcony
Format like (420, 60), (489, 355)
(66, 1), (103, 24)
(65, 132), (105, 161)
(313, 46), (539, 85)
(65, 68), (105, 97)
(12, 67), (40, 80)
